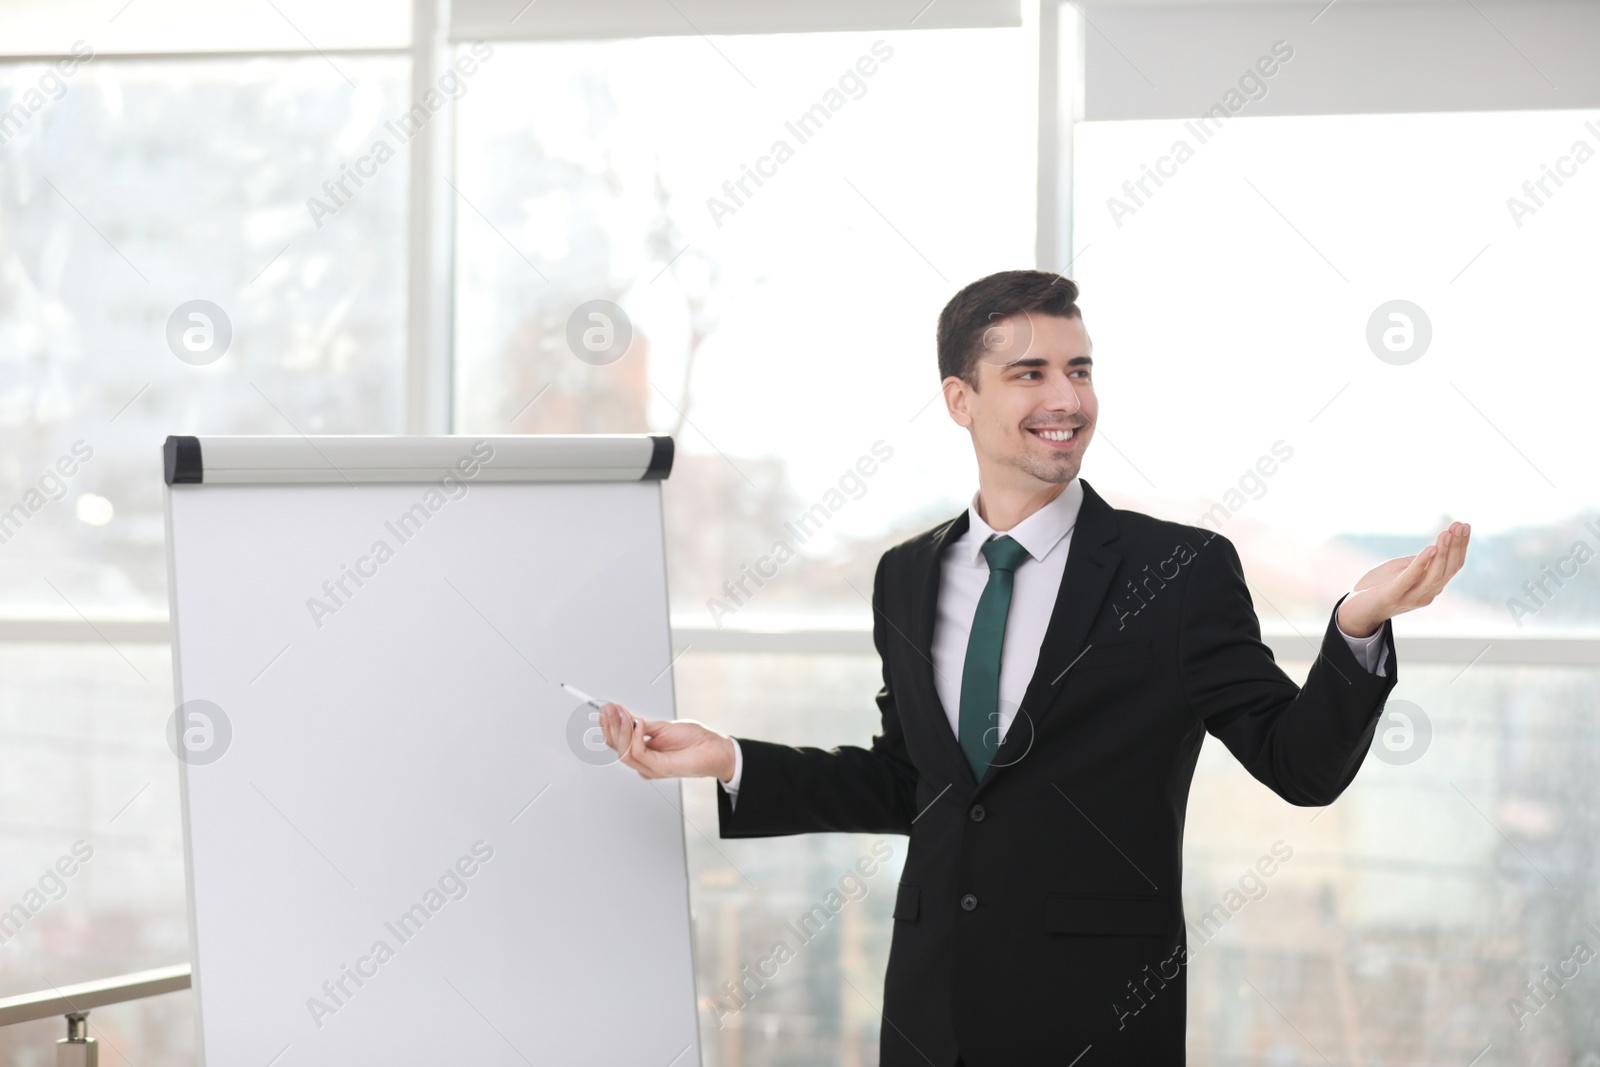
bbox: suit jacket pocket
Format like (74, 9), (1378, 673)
(893, 882), (920, 922)
(1074, 639), (1155, 671)
(1044, 892), (1177, 936)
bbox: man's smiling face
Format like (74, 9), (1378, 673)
(943, 310), (1096, 493)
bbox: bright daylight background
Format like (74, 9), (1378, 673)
(1, 1), (1596, 1063)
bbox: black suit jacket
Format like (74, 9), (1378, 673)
(716, 479), (1399, 1066)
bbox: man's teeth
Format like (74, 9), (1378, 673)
(1033, 428), (1076, 441)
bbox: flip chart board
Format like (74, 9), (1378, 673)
(162, 433), (700, 1066)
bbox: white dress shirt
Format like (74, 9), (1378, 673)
(722, 479), (1389, 804)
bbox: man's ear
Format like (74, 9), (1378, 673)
(943, 375), (974, 428)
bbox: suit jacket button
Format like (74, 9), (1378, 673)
(969, 804), (985, 822)
(960, 893), (978, 911)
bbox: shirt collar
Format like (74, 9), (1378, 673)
(962, 478), (1084, 566)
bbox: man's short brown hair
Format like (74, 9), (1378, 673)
(936, 270), (1081, 389)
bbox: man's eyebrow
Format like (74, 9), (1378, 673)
(998, 355), (1094, 370)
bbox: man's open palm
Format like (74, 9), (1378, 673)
(1340, 520), (1470, 634)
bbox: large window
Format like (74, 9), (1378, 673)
(0, 53), (409, 1065)
(1071, 106), (1600, 1064)
(1070, 108), (1600, 634)
(453, 27), (1039, 629)
(0, 56), (411, 617)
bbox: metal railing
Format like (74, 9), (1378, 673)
(0, 965), (190, 1066)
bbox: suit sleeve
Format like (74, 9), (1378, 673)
(1179, 532), (1400, 807)
(716, 551), (919, 837)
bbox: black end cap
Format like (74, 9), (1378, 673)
(644, 435), (674, 481)
(164, 436), (203, 485)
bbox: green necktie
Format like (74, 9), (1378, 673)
(958, 535), (1031, 780)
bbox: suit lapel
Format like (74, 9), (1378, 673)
(906, 479), (1124, 796)
(977, 478), (1121, 792)
(912, 509), (979, 789)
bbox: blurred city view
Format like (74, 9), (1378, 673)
(1, 12), (1597, 1067)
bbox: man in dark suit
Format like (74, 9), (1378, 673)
(598, 270), (1470, 1065)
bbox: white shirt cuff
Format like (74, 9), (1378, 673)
(718, 738), (743, 807)
(1336, 612), (1389, 677)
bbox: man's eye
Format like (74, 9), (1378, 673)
(1019, 371), (1041, 380)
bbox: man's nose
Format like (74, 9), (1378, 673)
(1043, 375), (1084, 413)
